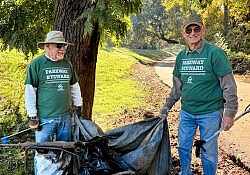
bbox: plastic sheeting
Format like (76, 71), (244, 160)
(36, 150), (72, 175)
(105, 117), (172, 175)
(73, 115), (172, 175)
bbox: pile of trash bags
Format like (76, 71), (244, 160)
(35, 114), (172, 175)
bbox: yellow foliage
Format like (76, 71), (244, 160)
(163, 1), (175, 10)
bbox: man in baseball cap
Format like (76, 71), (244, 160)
(159, 14), (238, 175)
(183, 14), (203, 29)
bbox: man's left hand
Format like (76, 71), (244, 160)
(222, 116), (234, 131)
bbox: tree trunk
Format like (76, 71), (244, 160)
(223, 1), (228, 36)
(53, 0), (100, 120)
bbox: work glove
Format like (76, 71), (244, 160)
(76, 106), (82, 117)
(28, 116), (39, 130)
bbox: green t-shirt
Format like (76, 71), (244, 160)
(173, 43), (232, 114)
(25, 55), (79, 118)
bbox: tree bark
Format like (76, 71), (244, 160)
(223, 0), (228, 36)
(53, 0), (100, 120)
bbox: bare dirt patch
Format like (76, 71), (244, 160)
(234, 73), (250, 83)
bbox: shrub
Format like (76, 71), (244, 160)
(0, 51), (28, 137)
(214, 32), (250, 74)
(228, 52), (250, 74)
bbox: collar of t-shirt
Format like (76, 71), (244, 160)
(186, 41), (205, 55)
(45, 54), (56, 62)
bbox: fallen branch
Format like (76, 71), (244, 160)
(0, 141), (78, 149)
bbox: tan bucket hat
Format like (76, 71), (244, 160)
(37, 31), (74, 49)
(183, 14), (203, 29)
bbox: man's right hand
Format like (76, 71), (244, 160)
(28, 116), (39, 130)
(222, 116), (234, 131)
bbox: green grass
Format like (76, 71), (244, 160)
(0, 147), (34, 175)
(93, 47), (151, 131)
(0, 49), (35, 174)
(131, 44), (184, 59)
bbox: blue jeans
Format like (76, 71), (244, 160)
(35, 115), (72, 142)
(34, 114), (72, 175)
(178, 109), (222, 175)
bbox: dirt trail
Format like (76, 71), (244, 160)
(219, 80), (250, 169)
(154, 57), (250, 170)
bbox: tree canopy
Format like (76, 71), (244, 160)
(0, 0), (248, 55)
(0, 0), (53, 57)
(0, 0), (142, 57)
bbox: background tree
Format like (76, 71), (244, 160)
(125, 0), (183, 49)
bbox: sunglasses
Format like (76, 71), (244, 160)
(185, 26), (201, 35)
(55, 43), (68, 49)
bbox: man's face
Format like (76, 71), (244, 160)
(45, 43), (68, 61)
(182, 24), (205, 45)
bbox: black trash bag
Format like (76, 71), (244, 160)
(106, 117), (172, 175)
(77, 136), (134, 175)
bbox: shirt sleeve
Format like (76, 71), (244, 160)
(70, 82), (83, 107)
(69, 61), (79, 85)
(25, 84), (37, 117)
(219, 72), (238, 117)
(165, 76), (182, 110)
(212, 48), (232, 77)
(24, 62), (39, 87)
(172, 52), (182, 79)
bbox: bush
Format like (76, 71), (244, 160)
(228, 52), (250, 74)
(0, 51), (28, 138)
(214, 32), (250, 74)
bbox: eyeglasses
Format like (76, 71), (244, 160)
(185, 26), (201, 35)
(55, 43), (68, 49)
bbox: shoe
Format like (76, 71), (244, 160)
(29, 116), (39, 129)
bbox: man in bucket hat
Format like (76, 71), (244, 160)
(159, 14), (238, 175)
(24, 31), (83, 174)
